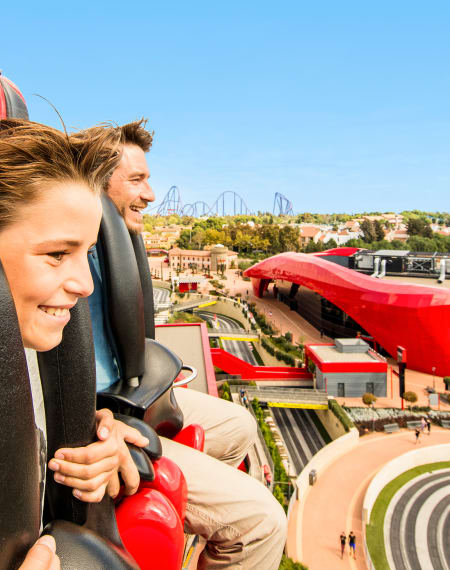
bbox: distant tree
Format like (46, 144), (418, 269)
(362, 392), (377, 407)
(406, 236), (438, 252)
(391, 239), (408, 249)
(323, 238), (338, 249)
(407, 217), (433, 238)
(403, 391), (418, 404)
(360, 220), (377, 243)
(373, 220), (385, 241)
(192, 228), (206, 249)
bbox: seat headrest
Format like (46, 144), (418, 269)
(0, 261), (40, 567)
(0, 73), (29, 119)
(97, 194), (146, 380)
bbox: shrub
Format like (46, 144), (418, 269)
(403, 391), (418, 404)
(444, 377), (450, 390)
(329, 399), (354, 432)
(278, 555), (309, 570)
(218, 382), (231, 401)
(284, 331), (293, 343)
(362, 393), (377, 407)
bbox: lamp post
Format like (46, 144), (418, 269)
(432, 366), (436, 391)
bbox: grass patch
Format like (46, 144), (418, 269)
(309, 411), (332, 444)
(366, 461), (450, 569)
(251, 343), (264, 365)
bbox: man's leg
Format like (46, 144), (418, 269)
(173, 387), (257, 467)
(161, 436), (287, 570)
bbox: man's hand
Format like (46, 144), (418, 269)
(19, 535), (60, 570)
(48, 409), (149, 502)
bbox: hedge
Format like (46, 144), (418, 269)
(251, 398), (290, 510)
(328, 399), (354, 432)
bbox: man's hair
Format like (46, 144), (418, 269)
(0, 118), (121, 231)
(119, 119), (153, 152)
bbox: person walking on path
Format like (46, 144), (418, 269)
(421, 416), (427, 432)
(415, 426), (421, 444)
(339, 532), (346, 558)
(426, 417), (431, 435)
(348, 531), (356, 559)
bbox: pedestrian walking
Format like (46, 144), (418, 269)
(426, 417), (431, 435)
(421, 416), (427, 432)
(339, 532), (346, 559)
(348, 531), (356, 559)
(415, 426), (421, 444)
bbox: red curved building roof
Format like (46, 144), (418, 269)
(244, 252), (450, 376)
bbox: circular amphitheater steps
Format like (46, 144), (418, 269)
(385, 469), (450, 570)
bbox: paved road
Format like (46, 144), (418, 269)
(386, 469), (450, 570)
(153, 286), (171, 308)
(271, 407), (326, 474)
(196, 311), (258, 365)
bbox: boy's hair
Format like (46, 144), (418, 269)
(0, 118), (121, 230)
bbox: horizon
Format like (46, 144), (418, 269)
(2, 1), (450, 213)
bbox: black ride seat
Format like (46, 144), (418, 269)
(0, 262), (137, 569)
(96, 194), (188, 438)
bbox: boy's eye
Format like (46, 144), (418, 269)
(48, 251), (66, 261)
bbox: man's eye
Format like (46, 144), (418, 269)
(48, 251), (66, 261)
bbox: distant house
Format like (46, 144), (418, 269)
(168, 244), (238, 272)
(299, 226), (323, 246)
(142, 225), (183, 251)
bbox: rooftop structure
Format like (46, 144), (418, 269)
(305, 339), (387, 397)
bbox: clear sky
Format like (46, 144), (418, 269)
(2, 1), (449, 215)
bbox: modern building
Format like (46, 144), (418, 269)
(305, 339), (387, 397)
(244, 250), (450, 376)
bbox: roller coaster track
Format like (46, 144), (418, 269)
(273, 192), (294, 216)
(146, 187), (295, 217)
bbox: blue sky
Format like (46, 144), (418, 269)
(2, 1), (449, 214)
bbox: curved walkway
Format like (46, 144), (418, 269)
(292, 429), (450, 570)
(386, 469), (450, 570)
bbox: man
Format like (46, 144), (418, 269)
(87, 120), (287, 569)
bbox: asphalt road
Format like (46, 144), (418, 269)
(195, 311), (258, 365)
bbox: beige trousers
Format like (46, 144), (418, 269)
(160, 388), (287, 569)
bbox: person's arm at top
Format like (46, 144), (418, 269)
(48, 408), (149, 503)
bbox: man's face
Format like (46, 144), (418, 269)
(106, 143), (155, 233)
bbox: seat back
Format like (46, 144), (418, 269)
(130, 232), (155, 340)
(96, 194), (146, 381)
(0, 262), (40, 569)
(97, 195), (184, 436)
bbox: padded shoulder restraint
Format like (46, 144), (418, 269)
(0, 262), (40, 569)
(38, 298), (138, 568)
(130, 233), (155, 340)
(97, 194), (146, 381)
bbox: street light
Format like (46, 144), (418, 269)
(432, 366), (436, 391)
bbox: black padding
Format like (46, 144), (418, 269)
(126, 444), (155, 481)
(38, 300), (135, 564)
(0, 76), (29, 120)
(97, 194), (145, 380)
(38, 298), (96, 526)
(45, 520), (138, 569)
(0, 262), (40, 569)
(98, 338), (184, 438)
(115, 414), (162, 460)
(130, 233), (155, 340)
